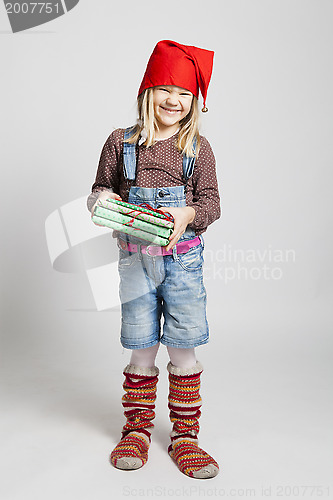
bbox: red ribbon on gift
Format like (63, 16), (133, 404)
(138, 203), (174, 223)
(122, 202), (174, 229)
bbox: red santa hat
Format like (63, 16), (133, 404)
(138, 40), (214, 112)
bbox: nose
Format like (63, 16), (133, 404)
(165, 92), (179, 107)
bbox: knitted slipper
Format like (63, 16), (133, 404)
(169, 438), (219, 478)
(110, 432), (149, 470)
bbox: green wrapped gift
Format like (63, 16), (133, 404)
(91, 198), (174, 246)
(101, 198), (174, 228)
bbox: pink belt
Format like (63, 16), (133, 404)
(118, 236), (201, 256)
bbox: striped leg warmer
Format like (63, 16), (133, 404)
(110, 364), (159, 470)
(167, 361), (219, 479)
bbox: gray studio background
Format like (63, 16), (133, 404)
(1, 1), (332, 499)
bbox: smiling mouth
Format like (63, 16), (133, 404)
(160, 106), (181, 114)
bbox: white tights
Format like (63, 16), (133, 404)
(129, 343), (196, 369)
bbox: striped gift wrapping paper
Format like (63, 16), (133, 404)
(91, 214), (170, 246)
(100, 198), (174, 229)
(93, 205), (172, 239)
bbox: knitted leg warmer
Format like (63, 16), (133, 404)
(167, 361), (219, 479)
(110, 364), (159, 470)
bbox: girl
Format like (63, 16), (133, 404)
(87, 40), (221, 479)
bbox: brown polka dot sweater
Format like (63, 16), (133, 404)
(87, 128), (221, 236)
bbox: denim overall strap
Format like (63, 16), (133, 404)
(123, 127), (197, 181)
(182, 136), (197, 181)
(123, 127), (137, 181)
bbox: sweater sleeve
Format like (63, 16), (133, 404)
(187, 136), (221, 232)
(86, 129), (122, 212)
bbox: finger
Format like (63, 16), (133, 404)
(165, 241), (175, 251)
(165, 232), (181, 251)
(171, 225), (185, 239)
(167, 230), (179, 245)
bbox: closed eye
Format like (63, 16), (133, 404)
(157, 87), (191, 96)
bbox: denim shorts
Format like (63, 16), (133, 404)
(118, 238), (209, 349)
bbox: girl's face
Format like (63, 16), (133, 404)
(152, 85), (193, 134)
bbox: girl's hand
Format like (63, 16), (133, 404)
(91, 191), (122, 228)
(158, 206), (195, 251)
(91, 191), (122, 217)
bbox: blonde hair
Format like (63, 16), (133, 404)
(125, 87), (201, 158)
